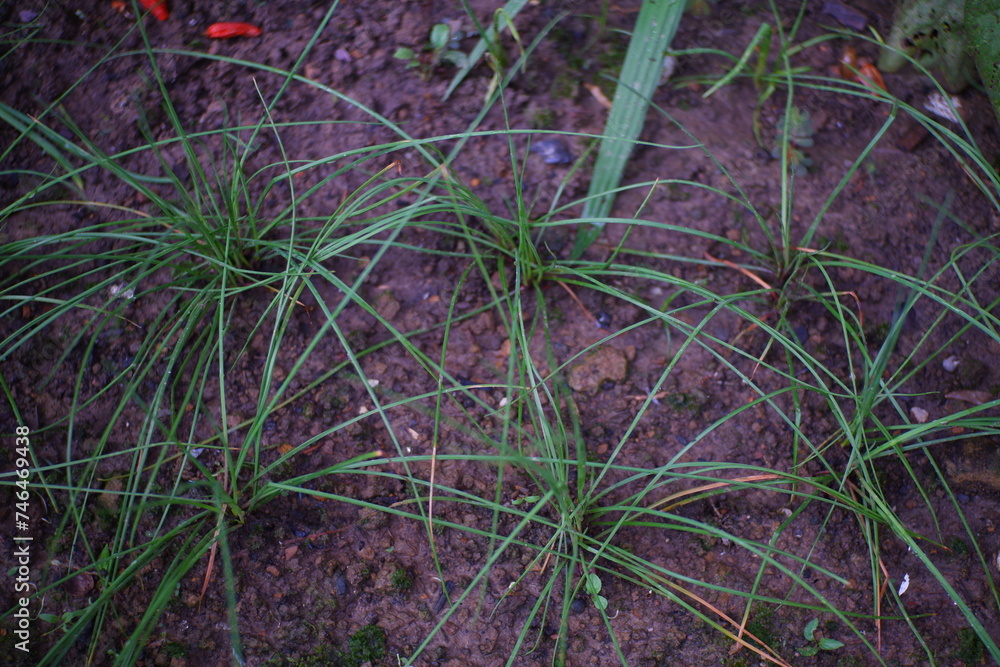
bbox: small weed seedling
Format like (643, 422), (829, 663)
(394, 23), (468, 80)
(799, 619), (845, 657)
(584, 572), (608, 612)
(773, 106), (815, 175)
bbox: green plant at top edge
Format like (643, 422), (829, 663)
(573, 0), (686, 258)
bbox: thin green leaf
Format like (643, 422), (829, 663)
(702, 22), (772, 98)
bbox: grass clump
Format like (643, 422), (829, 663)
(3, 0), (1000, 665)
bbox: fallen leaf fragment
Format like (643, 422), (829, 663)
(837, 45), (887, 96)
(897, 573), (910, 596)
(584, 83), (612, 110)
(924, 92), (963, 123)
(945, 390), (994, 406)
(857, 62), (887, 94)
(140, 0), (168, 21)
(205, 22), (262, 39)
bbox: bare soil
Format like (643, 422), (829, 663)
(2, 1), (1000, 666)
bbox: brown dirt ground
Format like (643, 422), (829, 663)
(2, 1), (1000, 666)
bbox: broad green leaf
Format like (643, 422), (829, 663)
(430, 23), (452, 51)
(442, 51), (469, 68)
(804, 618), (818, 640)
(878, 0), (973, 91)
(573, 0), (686, 258)
(965, 0), (1000, 124)
(586, 572), (602, 595)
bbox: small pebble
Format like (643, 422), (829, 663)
(334, 571), (348, 596)
(942, 355), (960, 372)
(821, 0), (867, 30)
(530, 138), (573, 165)
(659, 55), (678, 85)
(570, 597), (586, 613)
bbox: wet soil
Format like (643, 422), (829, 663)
(2, 1), (1000, 666)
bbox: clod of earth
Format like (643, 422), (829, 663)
(568, 346), (628, 392)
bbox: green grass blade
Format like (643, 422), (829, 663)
(0, 102), (86, 194)
(574, 0), (686, 258)
(701, 22), (772, 98)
